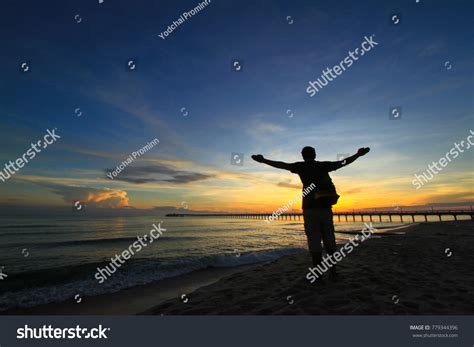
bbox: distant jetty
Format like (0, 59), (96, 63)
(166, 209), (473, 222)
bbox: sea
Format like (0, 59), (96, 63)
(0, 215), (408, 311)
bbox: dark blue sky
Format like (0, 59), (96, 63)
(0, 0), (472, 211)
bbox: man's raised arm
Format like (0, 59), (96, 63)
(331, 147), (370, 170)
(251, 154), (292, 171)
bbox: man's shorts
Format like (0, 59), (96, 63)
(303, 207), (337, 253)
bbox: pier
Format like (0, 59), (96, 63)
(166, 209), (474, 222)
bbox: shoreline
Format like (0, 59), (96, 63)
(3, 265), (257, 315)
(144, 221), (474, 315)
(2, 223), (416, 315)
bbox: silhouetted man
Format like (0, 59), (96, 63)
(252, 146), (370, 280)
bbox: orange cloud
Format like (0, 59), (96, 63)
(84, 189), (129, 208)
(17, 178), (130, 208)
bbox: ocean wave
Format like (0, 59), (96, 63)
(1, 235), (201, 249)
(0, 224), (57, 229)
(0, 247), (305, 311)
(0, 230), (67, 237)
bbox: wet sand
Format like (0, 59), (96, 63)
(144, 221), (474, 315)
(4, 221), (473, 315)
(4, 266), (253, 315)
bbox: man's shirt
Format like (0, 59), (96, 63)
(288, 161), (342, 209)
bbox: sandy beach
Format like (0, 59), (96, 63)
(144, 221), (474, 315)
(4, 221), (473, 316)
(3, 266), (254, 315)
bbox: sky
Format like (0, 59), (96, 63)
(0, 0), (473, 214)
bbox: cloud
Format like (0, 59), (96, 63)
(105, 163), (215, 184)
(419, 192), (474, 204)
(152, 206), (221, 214)
(340, 188), (362, 195)
(256, 123), (285, 134)
(245, 120), (286, 138)
(276, 181), (301, 189)
(416, 42), (445, 57)
(38, 182), (129, 208)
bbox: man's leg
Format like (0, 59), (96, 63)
(303, 208), (323, 267)
(320, 208), (338, 279)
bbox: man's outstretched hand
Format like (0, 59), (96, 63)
(251, 154), (265, 163)
(357, 147), (370, 156)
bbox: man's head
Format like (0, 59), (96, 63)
(301, 146), (316, 161)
